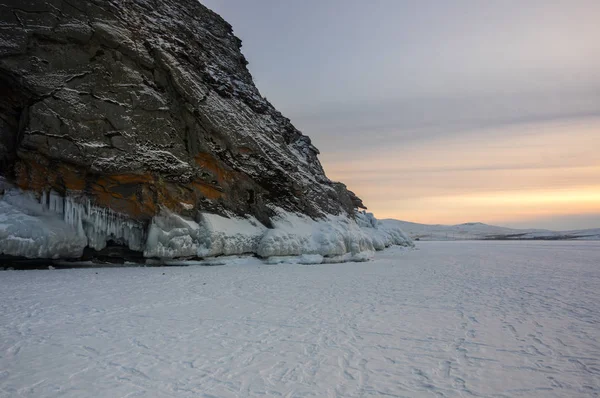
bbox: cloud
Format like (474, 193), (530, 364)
(319, 117), (600, 229)
(202, 0), (600, 229)
(290, 91), (600, 153)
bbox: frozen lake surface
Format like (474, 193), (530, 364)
(1, 241), (599, 397)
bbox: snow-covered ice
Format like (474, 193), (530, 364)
(0, 184), (411, 262)
(1, 241), (599, 397)
(141, 208), (411, 262)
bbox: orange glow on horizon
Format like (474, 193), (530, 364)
(370, 186), (600, 225)
(320, 117), (600, 228)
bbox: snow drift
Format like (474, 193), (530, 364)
(143, 208), (413, 264)
(143, 211), (268, 259)
(0, 184), (412, 264)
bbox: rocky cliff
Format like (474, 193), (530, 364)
(0, 0), (364, 224)
(0, 0), (412, 264)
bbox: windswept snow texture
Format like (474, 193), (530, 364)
(1, 241), (599, 397)
(390, 220), (600, 241)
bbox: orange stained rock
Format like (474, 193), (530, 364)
(15, 159), (48, 192)
(11, 156), (233, 220)
(57, 164), (87, 191)
(238, 146), (253, 154)
(194, 152), (234, 184)
(93, 188), (156, 219)
(99, 173), (155, 185)
(16, 158), (86, 192)
(191, 180), (223, 200)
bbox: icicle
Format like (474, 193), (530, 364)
(48, 190), (64, 214)
(41, 190), (48, 211)
(37, 193), (146, 252)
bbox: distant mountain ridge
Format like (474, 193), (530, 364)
(382, 220), (600, 241)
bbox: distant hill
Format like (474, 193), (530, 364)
(381, 220), (600, 241)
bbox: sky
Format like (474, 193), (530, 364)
(201, 0), (600, 230)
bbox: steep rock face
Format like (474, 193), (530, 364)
(0, 0), (364, 232)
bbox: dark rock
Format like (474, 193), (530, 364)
(80, 240), (145, 264)
(0, 0), (363, 226)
